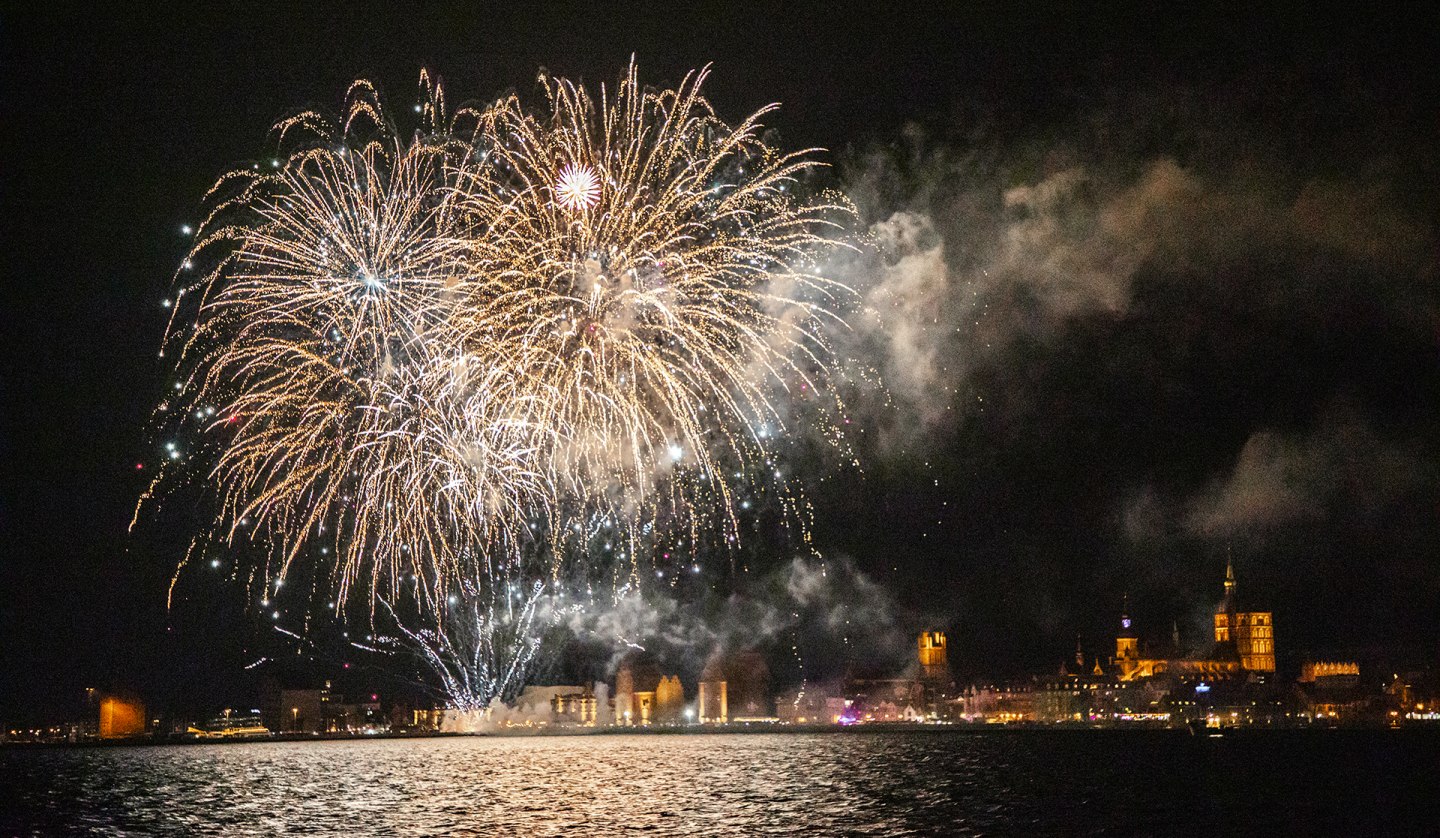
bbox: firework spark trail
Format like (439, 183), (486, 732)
(452, 63), (855, 584)
(144, 64), (855, 669)
(380, 578), (551, 711)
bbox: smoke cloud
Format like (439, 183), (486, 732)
(829, 121), (1437, 461)
(559, 553), (906, 686)
(1185, 406), (1429, 539)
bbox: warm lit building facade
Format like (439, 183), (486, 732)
(917, 630), (956, 707)
(1213, 560), (1275, 673)
(698, 649), (771, 723)
(613, 655), (685, 726)
(1111, 559), (1273, 682)
(97, 694), (146, 738)
(654, 675), (685, 724)
(1299, 662), (1359, 685)
(550, 686), (599, 725)
(918, 631), (947, 673)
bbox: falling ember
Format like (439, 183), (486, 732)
(554, 162), (601, 211)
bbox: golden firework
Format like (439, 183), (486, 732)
(147, 65), (853, 620)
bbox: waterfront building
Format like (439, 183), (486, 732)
(918, 631), (949, 680)
(952, 684), (1036, 723)
(1296, 662), (1370, 724)
(654, 675), (685, 724)
(775, 687), (848, 724)
(697, 659), (727, 723)
(96, 692), (146, 739)
(614, 655), (685, 726)
(699, 649), (772, 723)
(917, 630), (958, 713)
(515, 685), (580, 717)
(188, 708), (271, 739)
(326, 698), (386, 733)
(1298, 661), (1360, 686)
(549, 685), (599, 725)
(1109, 560), (1272, 683)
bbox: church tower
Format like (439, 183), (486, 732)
(1213, 556), (1275, 673)
(918, 631), (947, 668)
(1115, 595), (1140, 679)
(1214, 557), (1237, 644)
(918, 631), (950, 685)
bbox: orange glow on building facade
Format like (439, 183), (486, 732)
(1213, 559), (1276, 673)
(98, 695), (146, 738)
(1111, 560), (1274, 682)
(918, 632), (947, 669)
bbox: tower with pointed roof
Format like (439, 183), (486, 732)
(1114, 595), (1141, 679)
(1212, 555), (1275, 673)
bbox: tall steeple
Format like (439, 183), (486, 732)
(1214, 548), (1240, 647)
(1218, 547), (1238, 616)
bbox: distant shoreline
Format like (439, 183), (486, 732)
(7, 723), (1434, 749)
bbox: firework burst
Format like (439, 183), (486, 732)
(144, 65), (854, 652)
(452, 63), (854, 581)
(144, 78), (551, 613)
(555, 162), (601, 211)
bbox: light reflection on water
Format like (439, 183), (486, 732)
(2, 730), (1436, 835)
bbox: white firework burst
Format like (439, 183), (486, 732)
(554, 162), (601, 211)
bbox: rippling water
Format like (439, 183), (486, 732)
(3, 730), (1436, 835)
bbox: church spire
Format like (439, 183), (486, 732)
(1218, 546), (1239, 616)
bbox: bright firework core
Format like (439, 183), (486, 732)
(555, 163), (600, 211)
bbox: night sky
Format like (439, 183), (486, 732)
(3, 3), (1438, 725)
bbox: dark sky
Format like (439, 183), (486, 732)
(3, 2), (1438, 724)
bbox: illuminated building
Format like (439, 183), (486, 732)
(846, 677), (925, 718)
(953, 685), (1036, 723)
(1299, 662), (1360, 686)
(654, 675), (685, 724)
(97, 693), (146, 738)
(1297, 662), (1369, 724)
(613, 655), (684, 726)
(550, 685), (598, 725)
(1113, 600), (1143, 680)
(697, 677), (726, 724)
(1213, 558), (1276, 673)
(699, 649), (772, 723)
(918, 631), (948, 675)
(1109, 606), (1236, 681)
(188, 708), (270, 739)
(1108, 560), (1273, 683)
(917, 631), (956, 711)
(775, 688), (849, 724)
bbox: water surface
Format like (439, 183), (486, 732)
(3, 730), (1435, 835)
